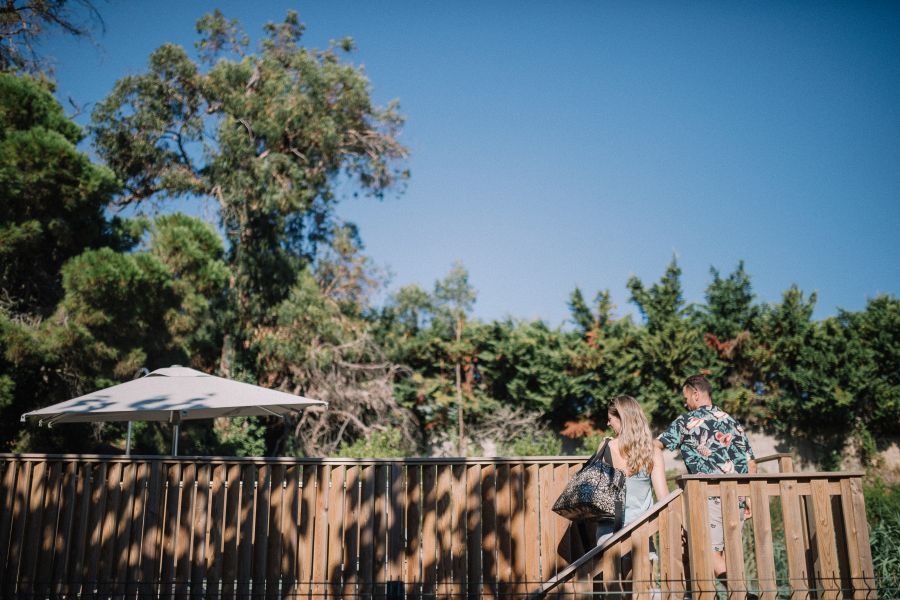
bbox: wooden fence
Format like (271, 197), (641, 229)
(0, 454), (879, 599)
(0, 454), (589, 599)
(530, 470), (878, 600)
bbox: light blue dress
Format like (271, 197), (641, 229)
(596, 468), (654, 543)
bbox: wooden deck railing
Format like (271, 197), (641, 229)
(0, 453), (593, 599)
(0, 453), (879, 599)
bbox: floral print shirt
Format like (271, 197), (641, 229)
(657, 405), (755, 475)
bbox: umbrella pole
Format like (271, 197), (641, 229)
(126, 421), (133, 455)
(172, 424), (179, 456)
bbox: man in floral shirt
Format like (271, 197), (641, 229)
(656, 375), (757, 584)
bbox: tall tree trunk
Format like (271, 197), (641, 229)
(455, 314), (466, 456)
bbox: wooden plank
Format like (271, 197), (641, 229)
(0, 459), (20, 590)
(296, 464), (318, 600)
(436, 463), (453, 600)
(358, 464), (376, 599)
(632, 521), (652, 596)
(523, 463), (540, 593)
(220, 463), (243, 600)
(721, 480), (747, 600)
(600, 543), (622, 597)
(173, 462), (196, 600)
(252, 463), (271, 600)
(83, 461), (110, 597)
(810, 479), (840, 600)
(265, 464), (286, 600)
(128, 463), (152, 597)
(160, 462), (182, 600)
(749, 480), (776, 600)
(495, 463), (512, 600)
(668, 493), (687, 599)
(683, 479), (715, 600)
(779, 479), (810, 600)
(112, 462), (138, 598)
(451, 463), (469, 600)
(537, 464), (555, 583)
(342, 465), (361, 600)
(189, 463), (211, 599)
(68, 462), (94, 597)
(388, 463), (405, 585)
(839, 478), (865, 600)
(552, 463), (571, 599)
(311, 465), (330, 600)
(421, 463), (438, 599)
(481, 463), (497, 598)
(236, 464), (257, 600)
(847, 477), (876, 597)
(35, 460), (63, 597)
(405, 464), (422, 600)
(373, 464), (388, 597)
(658, 489), (672, 595)
(52, 461), (79, 596)
(140, 461), (164, 599)
(465, 464), (482, 600)
(327, 465), (346, 600)
(509, 464), (526, 600)
(19, 459), (49, 595)
(280, 464), (299, 596)
(205, 464), (227, 600)
(99, 461), (124, 597)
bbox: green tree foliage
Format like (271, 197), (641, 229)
(0, 73), (122, 315)
(89, 10), (407, 361)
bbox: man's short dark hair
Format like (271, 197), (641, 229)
(683, 375), (712, 397)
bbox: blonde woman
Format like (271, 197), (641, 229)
(596, 395), (669, 541)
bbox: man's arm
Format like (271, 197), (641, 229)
(654, 439), (665, 450)
(748, 458), (757, 474)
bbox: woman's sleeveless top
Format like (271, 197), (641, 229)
(623, 468), (653, 525)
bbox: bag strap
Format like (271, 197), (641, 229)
(601, 438), (614, 465)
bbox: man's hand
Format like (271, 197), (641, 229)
(744, 497), (752, 519)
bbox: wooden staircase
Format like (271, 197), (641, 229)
(527, 454), (879, 600)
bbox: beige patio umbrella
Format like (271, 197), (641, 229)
(21, 365), (326, 455)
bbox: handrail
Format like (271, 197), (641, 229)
(525, 488), (684, 600)
(666, 452), (794, 481)
(0, 452), (584, 465)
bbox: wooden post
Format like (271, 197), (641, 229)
(682, 479), (715, 600)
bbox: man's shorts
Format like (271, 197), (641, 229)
(707, 496), (744, 552)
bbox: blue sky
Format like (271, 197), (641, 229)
(40, 1), (900, 325)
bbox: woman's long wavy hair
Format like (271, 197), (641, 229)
(608, 395), (654, 474)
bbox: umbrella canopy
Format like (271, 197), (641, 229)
(21, 366), (326, 426)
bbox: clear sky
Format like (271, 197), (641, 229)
(40, 1), (900, 326)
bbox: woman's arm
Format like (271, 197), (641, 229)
(650, 446), (669, 502)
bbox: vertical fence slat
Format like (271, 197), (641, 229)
(749, 480), (776, 600)
(780, 479), (810, 600)
(721, 480), (747, 599)
(235, 464), (256, 599)
(280, 464), (299, 596)
(523, 463), (540, 593)
(552, 463), (571, 599)
(421, 463), (438, 599)
(327, 465), (347, 600)
(137, 461), (162, 598)
(311, 464), (330, 600)
(481, 463), (498, 598)
(436, 463), (453, 600)
(296, 464), (317, 600)
(111, 462), (137, 598)
(388, 463), (405, 587)
(495, 463), (512, 600)
(220, 463), (242, 600)
(83, 462), (109, 597)
(683, 479), (714, 600)
(451, 463), (468, 600)
(187, 463), (210, 599)
(251, 463), (271, 600)
(52, 461), (78, 596)
(20, 459), (49, 595)
(265, 464), (285, 600)
(810, 479), (840, 600)
(205, 464), (227, 599)
(405, 464), (422, 600)
(373, 464), (388, 596)
(632, 521), (652, 596)
(0, 459), (21, 589)
(537, 464), (554, 583)
(175, 462), (197, 600)
(357, 464), (375, 599)
(509, 464), (526, 600)
(342, 465), (361, 600)
(465, 464), (482, 600)
(36, 460), (63, 597)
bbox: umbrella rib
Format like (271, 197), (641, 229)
(259, 406), (284, 418)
